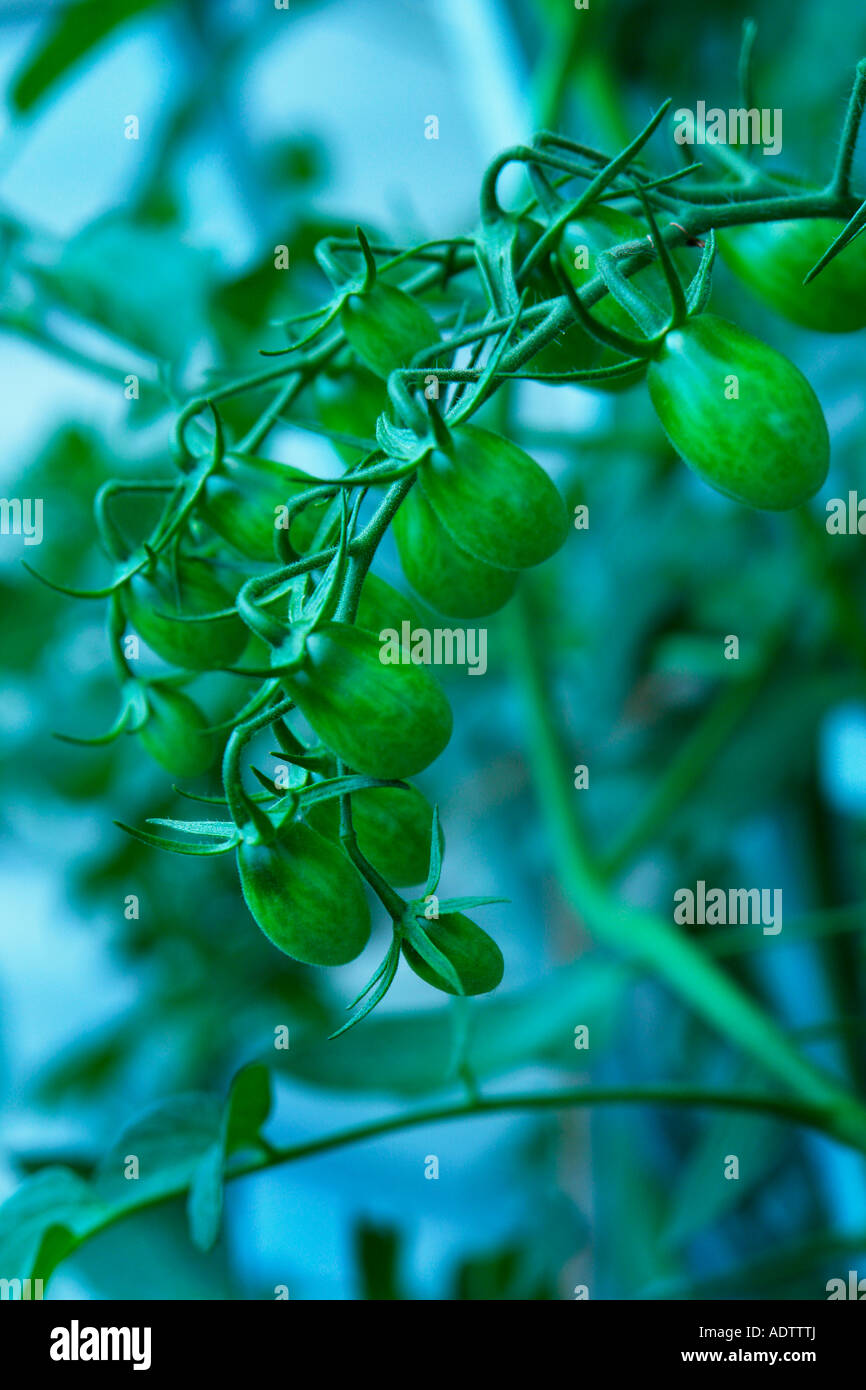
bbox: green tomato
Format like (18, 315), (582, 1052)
(339, 282), (439, 380)
(647, 313), (830, 510)
(719, 218), (866, 334)
(238, 820), (370, 966)
(281, 622), (452, 779)
(354, 571), (430, 636)
(307, 783), (441, 887)
(393, 481), (518, 618)
(314, 366), (389, 463)
(417, 425), (568, 570)
(137, 682), (215, 777)
(402, 912), (504, 995)
(201, 454), (320, 562)
(124, 560), (248, 670)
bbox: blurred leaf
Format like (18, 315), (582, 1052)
(67, 1205), (235, 1299)
(593, 1115), (680, 1297)
(11, 0), (165, 114)
(664, 1105), (786, 1250)
(187, 1064), (273, 1253)
(186, 1140), (225, 1255)
(26, 217), (215, 359)
(286, 958), (627, 1096)
(0, 1168), (91, 1281)
(225, 1063), (272, 1153)
(96, 1092), (223, 1206)
(0, 1066), (274, 1280)
(34, 1023), (129, 1102)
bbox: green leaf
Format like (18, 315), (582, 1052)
(96, 1093), (224, 1209)
(287, 957), (627, 1095)
(0, 1074), (274, 1285)
(32, 1224), (79, 1284)
(225, 1063), (273, 1153)
(11, 0), (164, 113)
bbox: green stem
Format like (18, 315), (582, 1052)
(833, 58), (866, 195)
(36, 1080), (864, 1290)
(602, 633), (781, 878)
(222, 697), (294, 836)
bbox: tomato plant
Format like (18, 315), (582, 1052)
(10, 0), (866, 1310)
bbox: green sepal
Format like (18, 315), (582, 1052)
(250, 767), (280, 798)
(204, 679), (283, 735)
(803, 197), (866, 284)
(268, 747), (332, 772)
(23, 559), (137, 600)
(151, 604), (238, 624)
(329, 934), (402, 1039)
(114, 820), (240, 855)
(375, 412), (424, 462)
(424, 804), (443, 896)
(435, 895), (510, 913)
(172, 785), (272, 806)
(146, 817), (238, 838)
(685, 229), (717, 315)
(450, 290), (528, 423)
(302, 512), (350, 634)
(402, 913), (464, 994)
(299, 773), (408, 809)
(53, 689), (145, 747)
(552, 258), (654, 359)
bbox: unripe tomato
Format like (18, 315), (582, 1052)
(124, 560), (248, 669)
(307, 783), (441, 886)
(719, 218), (866, 333)
(137, 682), (215, 777)
(201, 454), (320, 561)
(417, 425), (568, 570)
(393, 481), (517, 618)
(238, 820), (370, 965)
(339, 282), (439, 380)
(314, 366), (389, 463)
(402, 912), (504, 995)
(281, 622), (452, 779)
(647, 314), (830, 510)
(354, 571), (429, 636)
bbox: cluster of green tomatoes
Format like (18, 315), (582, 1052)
(37, 134), (865, 1027)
